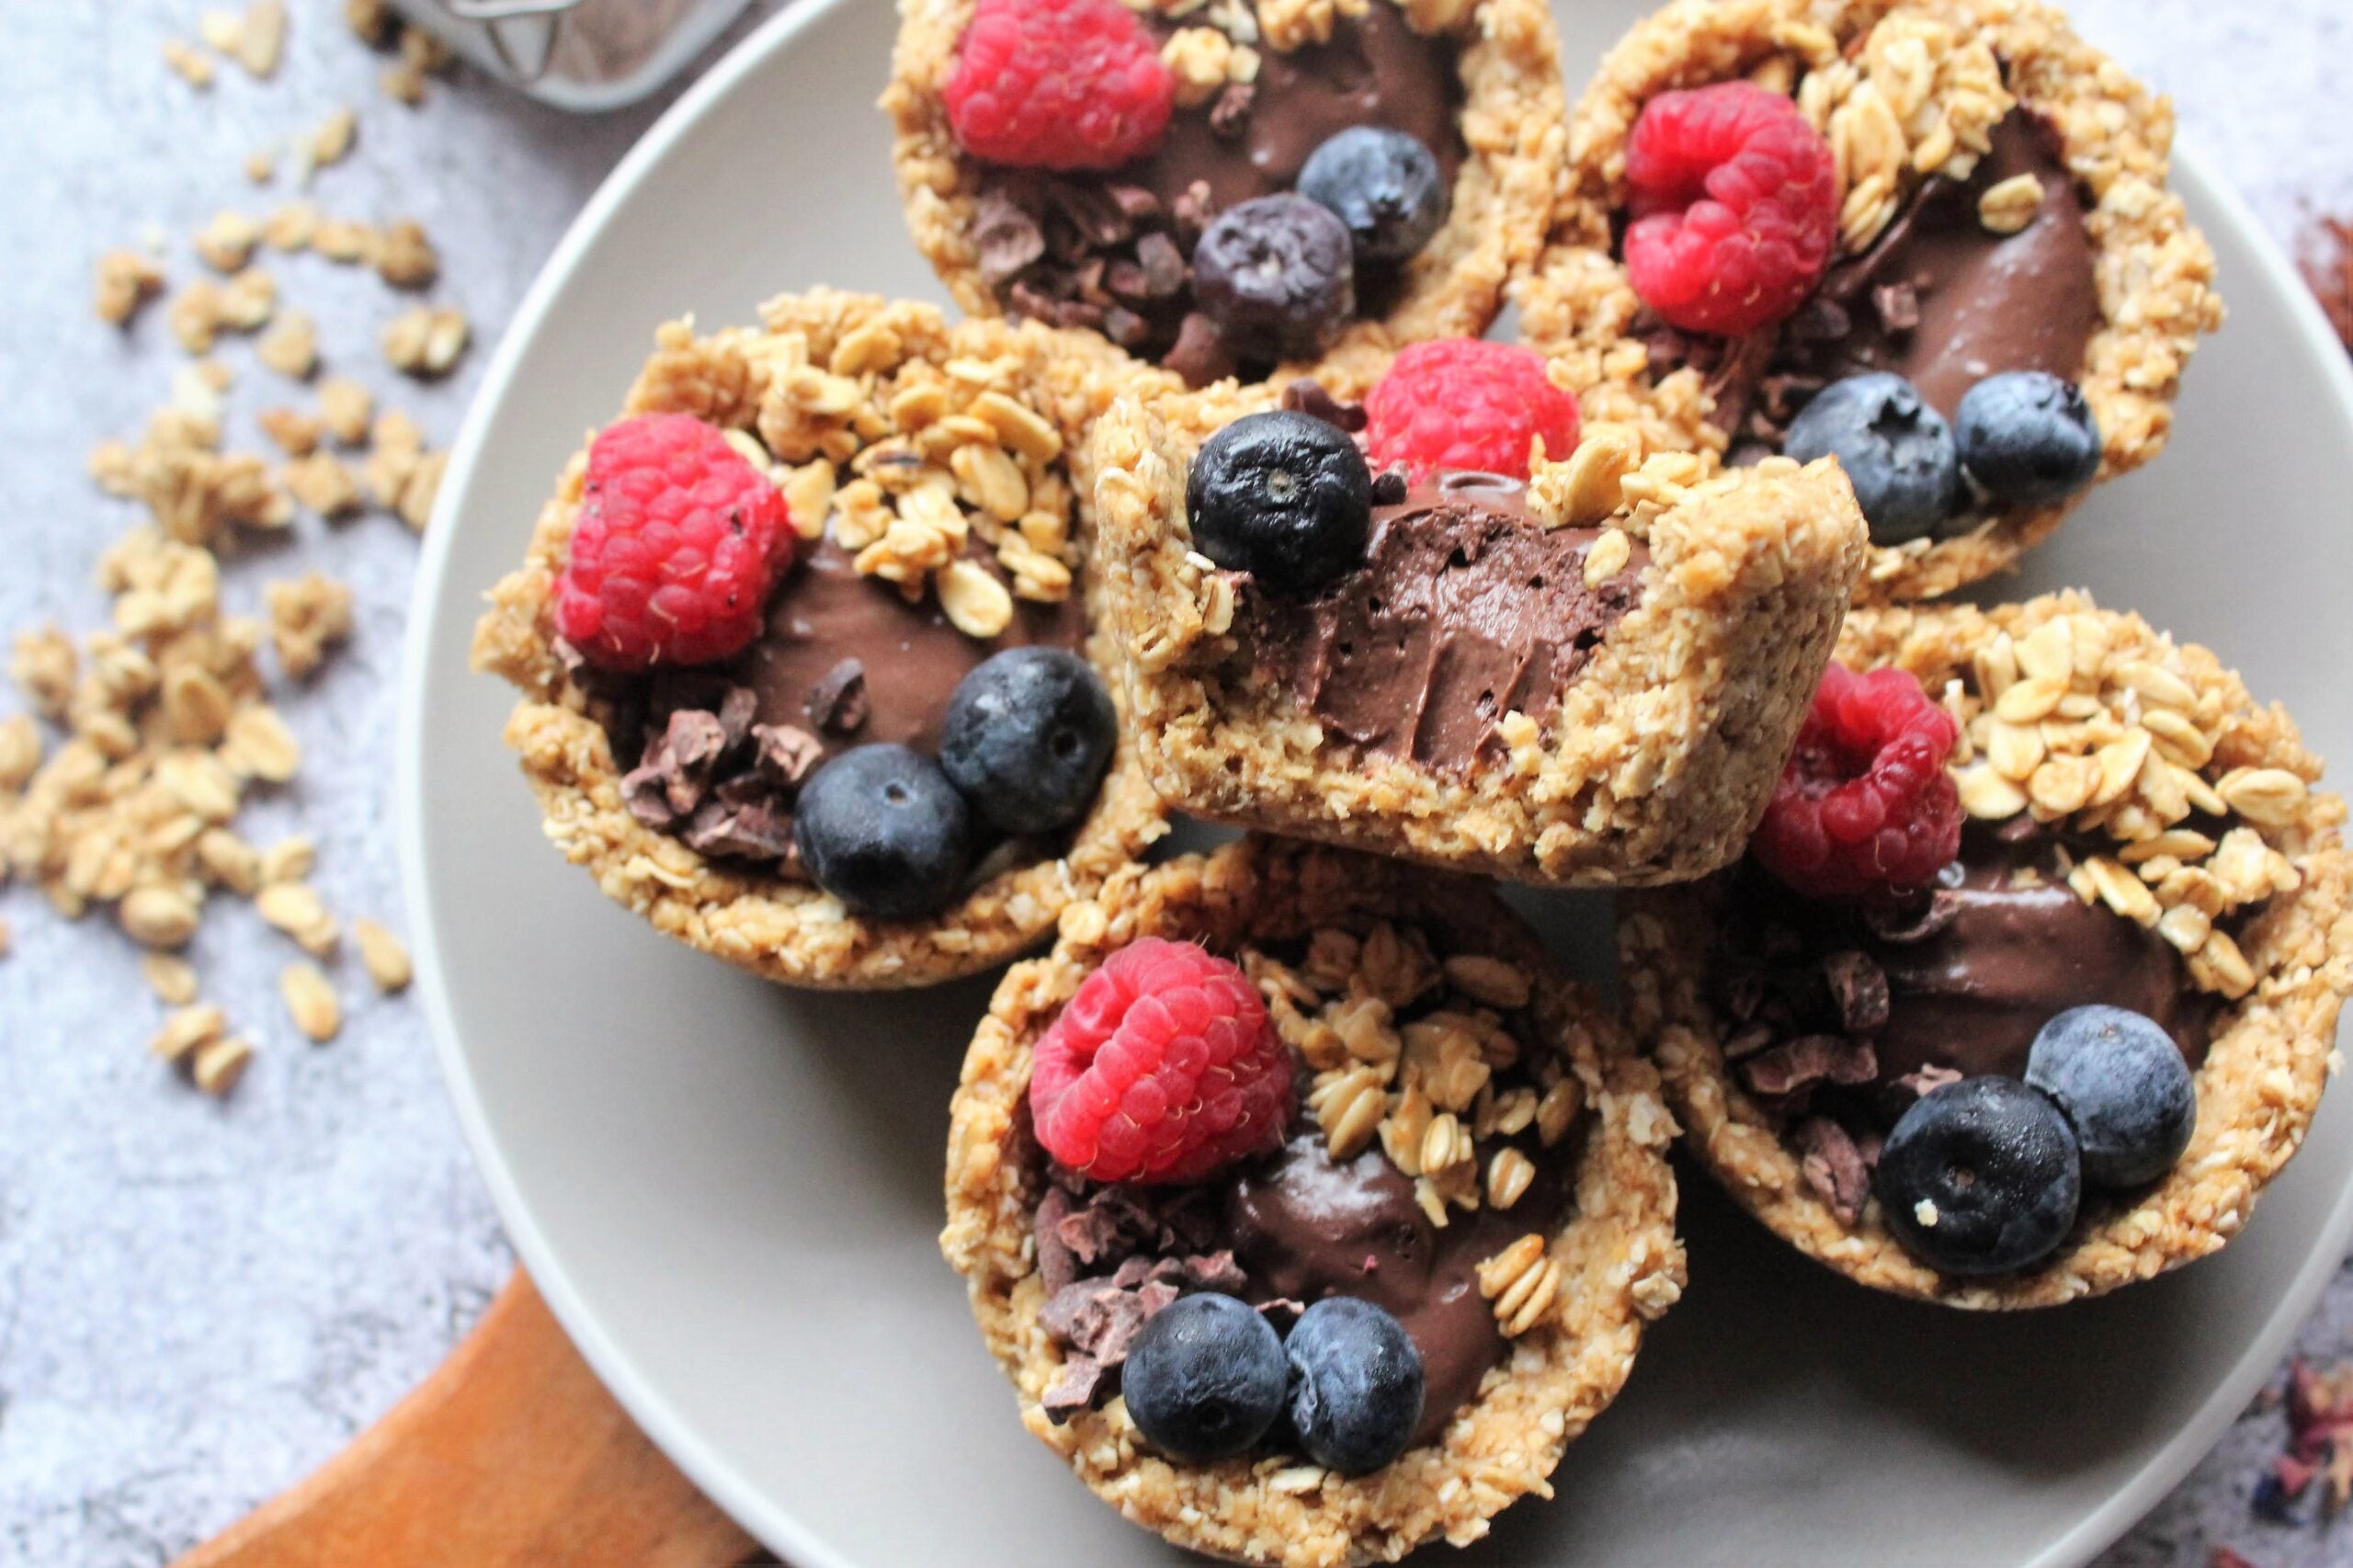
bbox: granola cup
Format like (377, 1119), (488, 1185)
(1090, 380), (1870, 888)
(472, 290), (1173, 990)
(883, 0), (1566, 389)
(943, 836), (1685, 1565)
(1517, 0), (2223, 603)
(1620, 593), (2353, 1307)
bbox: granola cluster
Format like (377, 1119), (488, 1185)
(635, 311), (1086, 633)
(1247, 926), (1584, 1333)
(1936, 600), (2311, 1000)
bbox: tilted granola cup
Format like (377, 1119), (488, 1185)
(943, 836), (1684, 1566)
(883, 0), (1565, 389)
(1088, 379), (1869, 888)
(1518, 0), (2222, 603)
(1620, 593), (2353, 1307)
(472, 290), (1171, 989)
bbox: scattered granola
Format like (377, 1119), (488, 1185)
(141, 953), (201, 1006)
(164, 40), (217, 90)
(381, 305), (469, 378)
(317, 378), (372, 445)
(256, 309), (320, 379)
(95, 251), (167, 326)
(374, 220), (438, 290)
(353, 917), (412, 993)
(195, 211), (262, 274)
(264, 574), (353, 678)
(279, 960), (342, 1042)
(191, 1034), (256, 1096)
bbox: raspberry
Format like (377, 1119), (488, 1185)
(1029, 938), (1296, 1185)
(552, 414), (792, 672)
(945, 0), (1176, 172)
(1750, 661), (1963, 901)
(1623, 82), (1837, 336)
(1362, 339), (1581, 482)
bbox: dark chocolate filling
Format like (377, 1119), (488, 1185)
(1233, 474), (1647, 774)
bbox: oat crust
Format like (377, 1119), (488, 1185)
(472, 290), (1173, 990)
(1516, 0), (2223, 604)
(941, 837), (1685, 1564)
(1620, 595), (2353, 1308)
(1089, 381), (1867, 887)
(882, 0), (1568, 387)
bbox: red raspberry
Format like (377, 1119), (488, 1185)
(1623, 82), (1837, 336)
(1362, 339), (1582, 481)
(1029, 938), (1296, 1185)
(552, 414), (793, 672)
(1751, 661), (1963, 901)
(945, 0), (1176, 172)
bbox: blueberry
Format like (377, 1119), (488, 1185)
(1186, 409), (1373, 589)
(1297, 128), (1449, 266)
(791, 744), (972, 920)
(1123, 1294), (1288, 1463)
(1284, 1297), (1425, 1474)
(1955, 370), (2102, 507)
(1193, 194), (1357, 362)
(2024, 1005), (2196, 1188)
(1784, 372), (1963, 545)
(938, 648), (1117, 836)
(1874, 1076), (2081, 1277)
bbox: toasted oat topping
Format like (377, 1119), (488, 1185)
(1938, 605), (2305, 1000)
(1249, 921), (1581, 1253)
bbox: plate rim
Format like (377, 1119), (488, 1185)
(393, 7), (2353, 1562)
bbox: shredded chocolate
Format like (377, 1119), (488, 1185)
(1740, 1033), (1880, 1098)
(1279, 378), (1368, 434)
(1041, 1353), (1105, 1424)
(1208, 81), (1256, 140)
(750, 722), (823, 790)
(1794, 1116), (1874, 1226)
(1163, 311), (1237, 389)
(807, 657), (870, 736)
(973, 189), (1047, 286)
(1823, 949), (1891, 1035)
(682, 793), (796, 863)
(1864, 889), (1962, 944)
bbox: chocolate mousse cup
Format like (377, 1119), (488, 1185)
(472, 292), (1171, 989)
(1621, 594), (2353, 1307)
(1518, 0), (2222, 602)
(1090, 381), (1869, 888)
(943, 836), (1684, 1565)
(885, 0), (1565, 390)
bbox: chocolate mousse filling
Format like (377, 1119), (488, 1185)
(1642, 108), (2101, 457)
(1033, 1127), (1572, 1445)
(587, 538), (1085, 866)
(1717, 816), (2215, 1120)
(971, 3), (1465, 370)
(1234, 474), (1648, 773)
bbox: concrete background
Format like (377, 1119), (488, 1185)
(0, 2), (2345, 1563)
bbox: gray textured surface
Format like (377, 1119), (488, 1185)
(0, 3), (2344, 1565)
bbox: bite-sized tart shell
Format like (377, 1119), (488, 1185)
(883, 0), (1567, 390)
(472, 290), (1172, 990)
(1516, 0), (2223, 604)
(1620, 594), (2353, 1307)
(1089, 378), (1868, 887)
(942, 836), (1685, 1566)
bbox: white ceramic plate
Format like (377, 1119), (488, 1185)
(397, 2), (2353, 1563)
